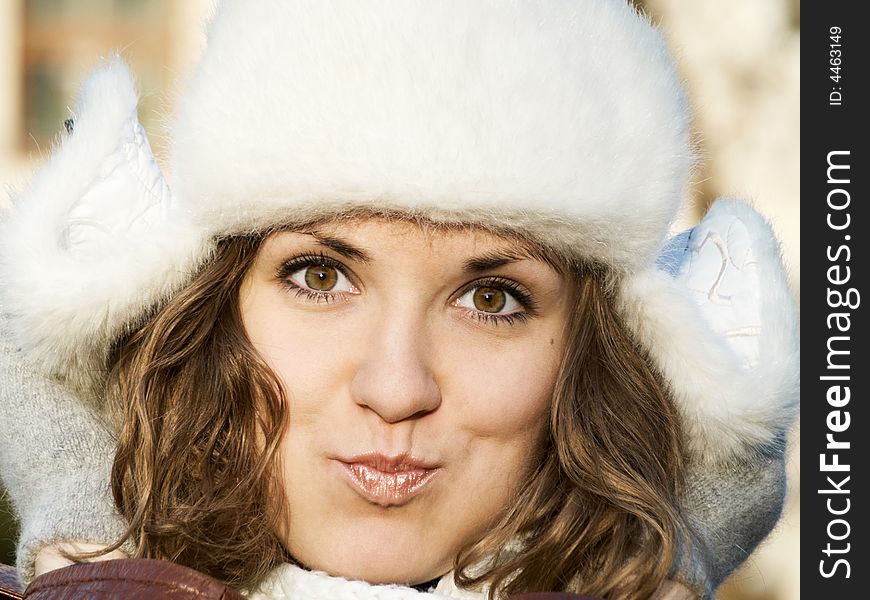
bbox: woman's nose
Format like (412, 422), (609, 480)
(349, 314), (441, 423)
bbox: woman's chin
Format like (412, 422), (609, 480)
(284, 502), (460, 585)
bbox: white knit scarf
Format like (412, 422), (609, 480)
(247, 563), (485, 599)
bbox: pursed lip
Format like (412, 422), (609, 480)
(335, 452), (441, 507)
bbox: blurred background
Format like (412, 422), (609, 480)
(0, 0), (799, 597)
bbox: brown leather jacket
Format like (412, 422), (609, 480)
(1, 560), (244, 599)
(1, 561), (600, 599)
(0, 564), (22, 600)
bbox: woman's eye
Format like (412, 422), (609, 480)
(455, 285), (523, 315)
(286, 263), (356, 295)
(303, 264), (339, 291)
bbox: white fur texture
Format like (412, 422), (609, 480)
(169, 0), (691, 272)
(0, 57), (205, 400)
(618, 200), (799, 462)
(249, 563), (481, 599)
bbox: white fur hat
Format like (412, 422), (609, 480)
(0, 0), (797, 462)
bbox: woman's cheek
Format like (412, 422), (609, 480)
(445, 339), (560, 435)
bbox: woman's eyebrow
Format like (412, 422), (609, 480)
(463, 249), (542, 273)
(308, 233), (372, 262)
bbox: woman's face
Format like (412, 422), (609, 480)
(239, 218), (571, 584)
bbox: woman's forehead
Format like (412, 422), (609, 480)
(267, 214), (566, 272)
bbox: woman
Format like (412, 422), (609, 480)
(0, 1), (798, 598)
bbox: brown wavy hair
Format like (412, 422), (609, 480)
(103, 233), (689, 597)
(104, 235), (290, 589)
